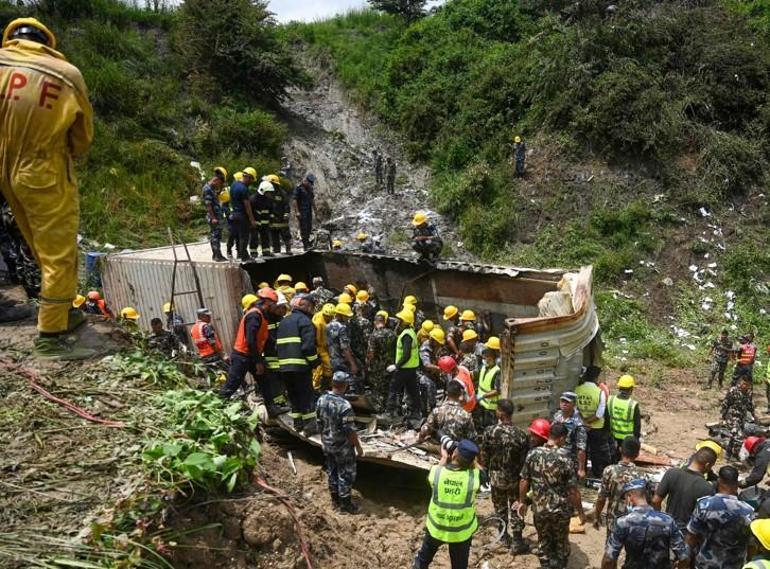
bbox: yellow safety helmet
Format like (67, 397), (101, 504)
(266, 174), (281, 185)
(460, 309), (476, 322)
(396, 309), (414, 325)
(356, 231), (368, 241)
(695, 440), (723, 459)
(163, 302), (174, 313)
(120, 307), (139, 321)
(294, 281), (309, 292)
(404, 295), (418, 306)
(241, 294), (258, 311)
(72, 294), (86, 309)
(514, 135), (522, 144)
(430, 328), (446, 344)
(332, 240), (343, 249)
(356, 290), (370, 303)
(219, 188), (231, 204)
(420, 320), (435, 333)
(751, 519), (770, 551)
(214, 166), (228, 180)
(404, 303), (416, 312)
(412, 211), (427, 226)
(376, 310), (389, 320)
(243, 167), (258, 179)
(486, 336), (501, 351)
(322, 303), (337, 317)
(462, 329), (478, 342)
(335, 303), (353, 318)
(344, 283), (358, 295)
(234, 171), (244, 182)
(276, 274), (293, 284)
(257, 281), (270, 290)
(3, 18), (56, 49)
(618, 374), (636, 389)
(443, 305), (459, 321)
(338, 292), (353, 304)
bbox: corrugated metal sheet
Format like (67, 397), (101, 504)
(102, 255), (253, 353)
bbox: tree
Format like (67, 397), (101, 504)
(174, 0), (302, 105)
(368, 0), (427, 22)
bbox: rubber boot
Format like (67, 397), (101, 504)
(34, 336), (96, 361)
(0, 303), (34, 323)
(330, 491), (340, 510)
(213, 253), (227, 262)
(302, 418), (319, 436)
(510, 532), (530, 554)
(339, 496), (360, 514)
(499, 532), (512, 548)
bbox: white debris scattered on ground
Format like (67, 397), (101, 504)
(189, 160), (206, 181)
(698, 207), (711, 217)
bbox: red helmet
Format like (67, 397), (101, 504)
(528, 418), (551, 441)
(744, 436), (766, 455)
(438, 355), (457, 373)
(87, 290), (101, 301)
(257, 287), (278, 303)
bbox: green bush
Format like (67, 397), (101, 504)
(697, 131), (766, 198)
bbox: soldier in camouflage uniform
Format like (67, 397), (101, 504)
(366, 311), (396, 410)
(592, 436), (648, 540)
(458, 329), (480, 377)
(518, 422), (586, 569)
(350, 303), (372, 375)
(326, 305), (361, 390)
(480, 399), (530, 554)
(316, 371), (364, 514)
(1, 197), (41, 298)
(309, 276), (335, 310)
(708, 329), (732, 389)
(147, 317), (181, 358)
(602, 479), (688, 569)
(418, 328), (450, 416)
(722, 375), (755, 431)
(552, 391), (588, 479)
(419, 380), (477, 442)
(685, 465), (753, 569)
(201, 168), (227, 262)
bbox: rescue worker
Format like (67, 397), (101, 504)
(739, 436), (770, 489)
(722, 374), (755, 456)
(279, 156), (292, 180)
(528, 417), (551, 447)
(403, 294), (426, 328)
(294, 281), (309, 294)
(358, 231), (383, 254)
(745, 519), (770, 568)
(163, 301), (189, 348)
(733, 333), (758, 384)
(367, 310), (397, 410)
(190, 307), (226, 364)
(1, 194), (41, 306)
(0, 18), (94, 359)
(385, 156), (396, 196)
(576, 365), (612, 478)
(72, 294), (85, 311)
(517, 422), (587, 569)
(202, 166), (228, 262)
(417, 320), (434, 345)
(458, 329), (480, 376)
(267, 174), (292, 254)
(419, 380), (477, 443)
(148, 317), (181, 358)
(652, 447), (717, 531)
(220, 176), (235, 258)
(475, 341), (501, 429)
(443, 305), (463, 357)
(708, 329), (732, 389)
(591, 436), (647, 540)
(326, 302), (360, 380)
(263, 291), (290, 416)
(608, 374), (641, 456)
(385, 308), (422, 423)
(309, 276), (335, 308)
(459, 310), (476, 332)
(349, 300), (372, 378)
(249, 180), (274, 257)
(275, 273), (293, 289)
(439, 355), (476, 414)
(685, 465), (753, 569)
(312, 303), (335, 391)
(83, 290), (112, 318)
(293, 173), (318, 251)
(230, 167), (259, 261)
(220, 289), (276, 401)
(602, 479), (688, 569)
(414, 439), (481, 569)
(119, 306), (140, 330)
(412, 211), (443, 262)
(513, 135), (526, 177)
(277, 293), (320, 434)
(373, 149), (383, 189)
(418, 327), (450, 416)
(479, 398), (530, 554)
(354, 289), (373, 320)
(316, 370), (364, 514)
(552, 391), (588, 479)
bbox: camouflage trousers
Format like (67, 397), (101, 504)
(324, 445), (357, 498)
(533, 510), (571, 569)
(490, 478), (525, 536)
(208, 222), (222, 257)
(369, 370), (390, 411)
(418, 373), (437, 417)
(709, 359), (727, 387)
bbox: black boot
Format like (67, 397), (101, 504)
(302, 418), (319, 436)
(0, 303), (34, 323)
(339, 496), (360, 514)
(330, 491), (340, 510)
(213, 253), (227, 262)
(510, 533), (530, 554)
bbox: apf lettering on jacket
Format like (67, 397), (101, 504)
(1, 71), (62, 108)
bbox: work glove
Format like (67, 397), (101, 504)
(386, 364), (397, 373)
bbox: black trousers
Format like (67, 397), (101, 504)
(249, 225), (271, 255)
(388, 367), (420, 417)
(299, 215), (312, 250)
(270, 227), (292, 253)
(220, 352), (270, 400)
(414, 530), (472, 569)
(282, 370), (315, 418)
(231, 214), (251, 261)
(587, 426), (612, 478)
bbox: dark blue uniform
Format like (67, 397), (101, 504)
(686, 493), (754, 569)
(229, 181), (251, 261)
(293, 183), (315, 250)
(412, 223), (443, 261)
(605, 505), (688, 569)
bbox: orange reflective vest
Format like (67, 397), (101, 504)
(739, 344), (757, 366)
(455, 366), (476, 413)
(191, 320), (222, 358)
(97, 299), (110, 318)
(233, 307), (268, 357)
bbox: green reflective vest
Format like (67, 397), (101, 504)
(478, 365), (500, 410)
(608, 395), (638, 441)
(744, 560), (770, 569)
(575, 382), (604, 429)
(396, 327), (420, 369)
(426, 465), (480, 543)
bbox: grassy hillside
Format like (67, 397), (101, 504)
(0, 0), (293, 247)
(290, 1), (770, 366)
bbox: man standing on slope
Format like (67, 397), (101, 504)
(0, 18), (94, 358)
(293, 173), (319, 251)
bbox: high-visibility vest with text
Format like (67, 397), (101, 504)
(426, 465), (480, 543)
(608, 395), (638, 441)
(396, 328), (420, 369)
(478, 365), (500, 411)
(575, 381), (604, 429)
